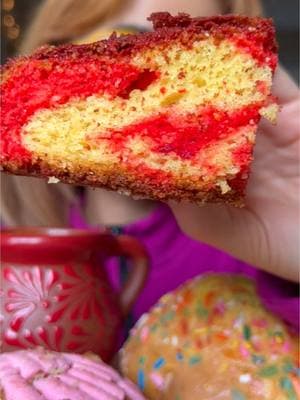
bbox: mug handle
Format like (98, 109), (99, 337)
(111, 235), (149, 317)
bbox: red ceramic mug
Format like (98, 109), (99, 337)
(0, 228), (149, 361)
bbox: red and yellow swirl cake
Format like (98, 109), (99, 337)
(1, 13), (278, 204)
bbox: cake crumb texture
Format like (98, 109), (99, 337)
(1, 13), (278, 204)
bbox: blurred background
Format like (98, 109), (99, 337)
(1, 0), (299, 82)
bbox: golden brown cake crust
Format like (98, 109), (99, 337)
(2, 13), (277, 80)
(2, 159), (244, 206)
(1, 13), (278, 205)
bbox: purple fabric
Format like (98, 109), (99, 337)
(70, 202), (299, 332)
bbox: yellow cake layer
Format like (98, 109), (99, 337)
(21, 38), (274, 192)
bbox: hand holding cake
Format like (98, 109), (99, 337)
(171, 67), (300, 282)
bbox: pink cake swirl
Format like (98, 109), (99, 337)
(0, 348), (146, 400)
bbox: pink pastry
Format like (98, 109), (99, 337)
(0, 347), (146, 400)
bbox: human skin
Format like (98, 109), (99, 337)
(171, 68), (300, 283)
(103, 0), (221, 30)
(86, 0), (300, 282)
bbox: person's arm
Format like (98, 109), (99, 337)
(171, 67), (300, 283)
